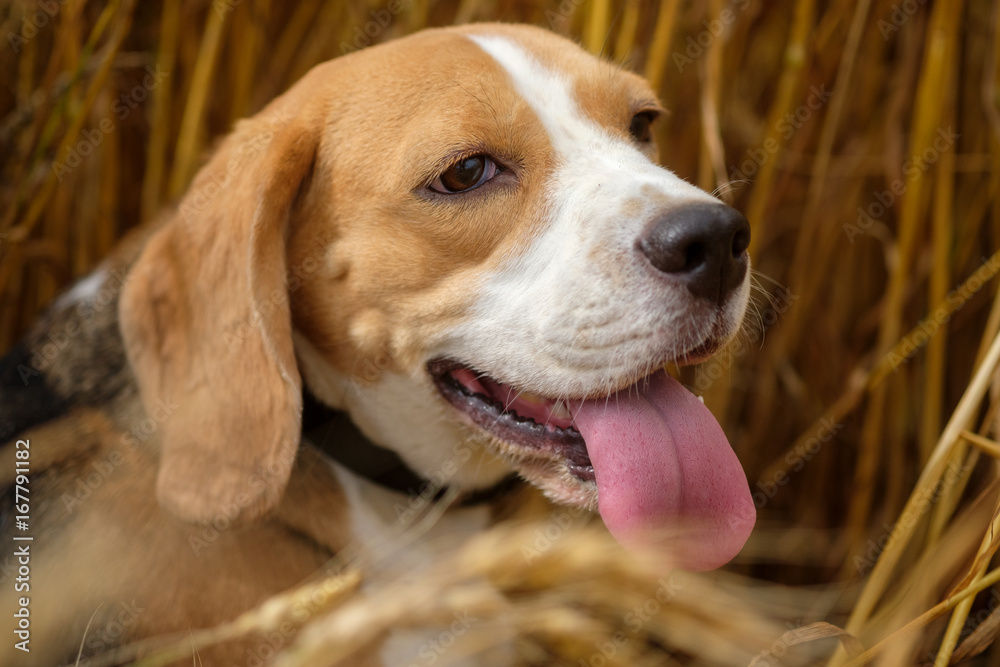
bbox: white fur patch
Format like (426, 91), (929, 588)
(321, 460), (506, 665)
(454, 35), (749, 398)
(295, 334), (512, 491)
(54, 267), (108, 308)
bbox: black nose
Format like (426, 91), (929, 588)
(638, 203), (751, 303)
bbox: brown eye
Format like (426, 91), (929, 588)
(430, 155), (499, 194)
(629, 112), (656, 143)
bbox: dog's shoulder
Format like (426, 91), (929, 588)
(0, 219), (164, 445)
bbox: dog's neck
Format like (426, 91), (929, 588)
(301, 387), (518, 506)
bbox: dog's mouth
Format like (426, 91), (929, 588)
(428, 357), (757, 571)
(428, 359), (595, 481)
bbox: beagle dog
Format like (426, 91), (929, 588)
(0, 23), (755, 666)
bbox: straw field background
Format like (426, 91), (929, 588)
(1, 0), (999, 665)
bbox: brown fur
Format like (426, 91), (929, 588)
(0, 23), (674, 665)
(0, 403), (352, 665)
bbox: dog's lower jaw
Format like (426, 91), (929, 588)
(509, 456), (599, 511)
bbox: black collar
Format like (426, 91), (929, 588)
(301, 387), (518, 506)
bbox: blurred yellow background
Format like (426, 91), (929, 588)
(2, 0), (999, 663)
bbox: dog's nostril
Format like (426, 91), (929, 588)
(732, 227), (750, 257)
(684, 242), (706, 271)
(638, 203), (751, 304)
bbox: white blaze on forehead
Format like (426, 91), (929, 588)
(466, 32), (721, 230)
(466, 33), (716, 194)
(467, 32), (724, 244)
(467, 34), (605, 161)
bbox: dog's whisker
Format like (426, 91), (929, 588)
(712, 180), (748, 198)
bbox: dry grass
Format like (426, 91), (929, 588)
(2, 0), (1000, 664)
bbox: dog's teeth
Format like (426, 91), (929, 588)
(696, 395), (705, 403)
(517, 391), (548, 405)
(550, 400), (572, 420)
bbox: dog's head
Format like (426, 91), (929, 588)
(120, 24), (755, 570)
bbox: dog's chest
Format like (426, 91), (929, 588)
(325, 460), (514, 666)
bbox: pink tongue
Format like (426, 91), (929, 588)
(573, 371), (755, 571)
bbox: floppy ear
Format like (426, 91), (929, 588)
(120, 81), (324, 525)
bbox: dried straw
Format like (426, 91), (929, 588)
(2, 1), (1000, 664)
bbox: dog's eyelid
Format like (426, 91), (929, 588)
(425, 153), (506, 195)
(632, 95), (665, 113)
(629, 109), (659, 143)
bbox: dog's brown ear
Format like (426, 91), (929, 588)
(120, 79), (323, 525)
